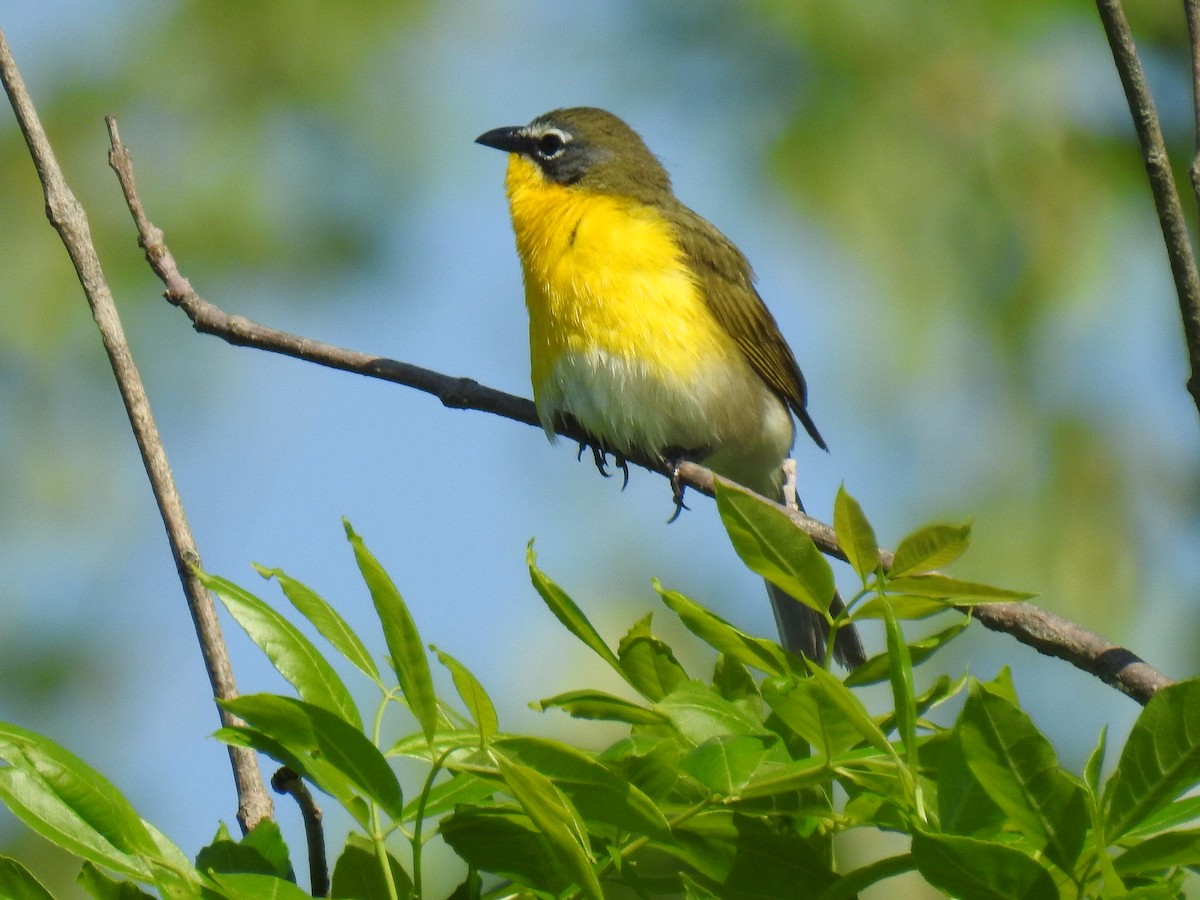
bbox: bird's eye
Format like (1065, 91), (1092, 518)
(536, 131), (566, 159)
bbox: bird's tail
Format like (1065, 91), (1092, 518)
(768, 580), (866, 668)
(768, 461), (866, 668)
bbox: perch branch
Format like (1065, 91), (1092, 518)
(1096, 0), (1200, 419)
(106, 121), (1171, 707)
(0, 29), (272, 832)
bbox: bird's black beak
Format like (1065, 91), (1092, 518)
(475, 126), (528, 154)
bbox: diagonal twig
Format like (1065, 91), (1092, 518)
(1096, 0), (1200, 419)
(105, 120), (1172, 706)
(0, 28), (273, 832)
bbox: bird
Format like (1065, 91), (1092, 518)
(476, 107), (865, 667)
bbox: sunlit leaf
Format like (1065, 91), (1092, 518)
(203, 571), (361, 730)
(255, 565), (381, 685)
(433, 645), (498, 744)
(833, 485), (879, 582)
(714, 479), (834, 615)
(526, 544), (623, 673)
(345, 521), (439, 743)
(889, 523), (971, 577)
(617, 615), (690, 702)
(1105, 679), (1200, 841)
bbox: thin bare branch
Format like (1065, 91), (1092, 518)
(104, 123), (1171, 706)
(0, 28), (272, 832)
(272, 767), (328, 897)
(1188, 0), (1200, 210)
(1096, 0), (1200, 419)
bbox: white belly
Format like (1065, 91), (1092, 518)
(535, 346), (794, 494)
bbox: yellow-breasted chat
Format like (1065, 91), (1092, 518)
(477, 107), (864, 667)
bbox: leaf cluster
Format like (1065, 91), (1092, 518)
(0, 493), (1197, 898)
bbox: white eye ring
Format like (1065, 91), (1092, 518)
(535, 129), (568, 159)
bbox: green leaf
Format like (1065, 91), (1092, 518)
(679, 735), (773, 797)
(853, 593), (952, 620)
(714, 479), (835, 615)
(910, 831), (1058, 900)
(217, 725), (368, 827)
(345, 521), (439, 743)
(738, 752), (840, 799)
(655, 682), (767, 747)
(535, 689), (667, 725)
(845, 617), (969, 687)
(440, 806), (572, 893)
(76, 863), (155, 900)
(0, 721), (160, 864)
(0, 857), (55, 900)
(761, 676), (865, 758)
(805, 665), (894, 758)
(936, 728), (1007, 838)
(526, 543), (624, 673)
(329, 832), (414, 900)
(655, 584), (790, 675)
(956, 681), (1087, 869)
(617, 615), (690, 702)
(195, 820), (293, 880)
(222, 694), (404, 822)
(711, 654), (760, 705)
(833, 485), (879, 582)
(432, 646), (498, 744)
(881, 595), (919, 795)
(656, 810), (838, 896)
(207, 871), (314, 899)
(1085, 725), (1108, 796)
(203, 571), (362, 730)
(0, 768), (149, 880)
(255, 564), (382, 685)
(883, 574), (1034, 603)
(889, 522), (972, 577)
(494, 753), (603, 900)
(1115, 828), (1200, 877)
(1124, 794), (1200, 840)
(1105, 679), (1200, 842)
(495, 736), (669, 837)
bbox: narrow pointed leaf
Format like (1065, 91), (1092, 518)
(655, 682), (767, 746)
(255, 565), (381, 685)
(761, 676), (863, 758)
(535, 690), (667, 725)
(203, 572), (361, 730)
(0, 857), (55, 900)
(884, 574), (1034, 603)
(889, 522), (972, 577)
(834, 486), (879, 582)
(526, 544), (623, 674)
(494, 753), (603, 900)
(656, 584), (790, 675)
(714, 479), (835, 615)
(345, 521), (439, 742)
(207, 872), (314, 899)
(495, 736), (669, 836)
(1115, 828), (1200, 877)
(433, 646), (498, 743)
(0, 768), (149, 880)
(1105, 678), (1200, 841)
(881, 597), (919, 784)
(0, 722), (159, 863)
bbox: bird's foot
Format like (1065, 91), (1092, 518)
(664, 450), (697, 524)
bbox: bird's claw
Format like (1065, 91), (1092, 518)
(667, 462), (690, 524)
(577, 441), (630, 490)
